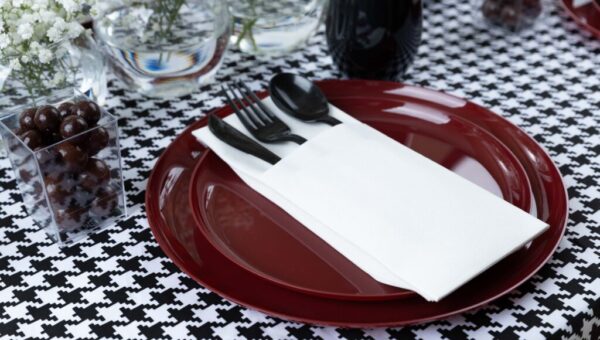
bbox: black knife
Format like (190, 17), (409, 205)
(208, 114), (281, 165)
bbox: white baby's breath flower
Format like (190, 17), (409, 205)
(66, 21), (83, 39)
(51, 72), (65, 86)
(58, 0), (78, 14)
(46, 31), (61, 43)
(8, 58), (21, 70)
(47, 23), (65, 42)
(38, 48), (53, 63)
(0, 0), (96, 96)
(16, 23), (33, 39)
(31, 0), (49, 11)
(29, 41), (40, 51)
(0, 33), (9, 48)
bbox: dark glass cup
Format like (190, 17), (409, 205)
(325, 0), (423, 80)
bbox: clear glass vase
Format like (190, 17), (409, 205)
(0, 92), (126, 246)
(94, 0), (231, 98)
(229, 0), (326, 55)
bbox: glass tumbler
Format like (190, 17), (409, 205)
(94, 0), (231, 98)
(228, 0), (326, 55)
(325, 0), (422, 80)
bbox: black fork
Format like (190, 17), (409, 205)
(221, 82), (307, 145)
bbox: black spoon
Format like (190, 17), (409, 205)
(269, 73), (341, 126)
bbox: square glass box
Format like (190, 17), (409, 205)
(0, 92), (126, 246)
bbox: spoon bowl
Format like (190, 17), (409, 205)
(269, 73), (341, 126)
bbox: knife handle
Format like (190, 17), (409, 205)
(209, 115), (281, 165)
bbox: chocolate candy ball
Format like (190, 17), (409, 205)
(79, 158), (110, 192)
(481, 0), (501, 20)
(57, 142), (88, 171)
(55, 207), (87, 231)
(73, 101), (101, 126)
(58, 102), (75, 119)
(34, 105), (61, 133)
(86, 127), (109, 156)
(500, 5), (521, 29)
(19, 130), (43, 150)
(60, 115), (89, 144)
(43, 131), (63, 146)
(19, 107), (37, 131)
(91, 186), (118, 217)
(523, 0), (541, 18)
(19, 169), (34, 183)
(34, 147), (59, 166)
(45, 175), (74, 207)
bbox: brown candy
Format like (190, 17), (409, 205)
(34, 105), (61, 133)
(18, 107), (37, 131)
(19, 169), (34, 183)
(45, 175), (74, 207)
(79, 158), (110, 192)
(480, 0), (540, 30)
(60, 115), (89, 145)
(72, 101), (101, 126)
(55, 207), (87, 231)
(19, 130), (43, 150)
(86, 127), (109, 156)
(57, 142), (88, 171)
(58, 102), (75, 119)
(523, 0), (541, 17)
(91, 186), (119, 217)
(43, 131), (63, 146)
(500, 4), (522, 27)
(34, 147), (59, 166)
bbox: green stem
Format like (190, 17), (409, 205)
(236, 18), (258, 50)
(155, 0), (186, 66)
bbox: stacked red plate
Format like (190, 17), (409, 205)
(145, 80), (567, 327)
(561, 0), (600, 38)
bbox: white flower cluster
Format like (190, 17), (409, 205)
(0, 0), (97, 75)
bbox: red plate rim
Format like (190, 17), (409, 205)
(560, 0), (600, 38)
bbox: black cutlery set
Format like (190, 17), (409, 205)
(209, 74), (338, 164)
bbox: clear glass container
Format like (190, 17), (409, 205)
(229, 0), (325, 55)
(0, 91), (126, 246)
(474, 0), (544, 31)
(94, 0), (231, 98)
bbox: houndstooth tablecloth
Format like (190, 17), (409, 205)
(1, 1), (599, 339)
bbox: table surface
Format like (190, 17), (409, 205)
(1, 1), (599, 339)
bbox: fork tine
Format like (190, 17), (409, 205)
(227, 84), (265, 128)
(221, 86), (257, 130)
(233, 82), (273, 124)
(238, 81), (279, 120)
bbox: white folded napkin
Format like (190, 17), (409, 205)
(193, 98), (548, 301)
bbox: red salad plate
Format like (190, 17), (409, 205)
(145, 80), (568, 327)
(189, 105), (532, 301)
(561, 0), (600, 38)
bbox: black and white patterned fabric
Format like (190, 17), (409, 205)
(1, 1), (599, 338)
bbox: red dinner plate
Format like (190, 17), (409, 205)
(189, 107), (532, 301)
(561, 0), (600, 38)
(145, 80), (568, 327)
